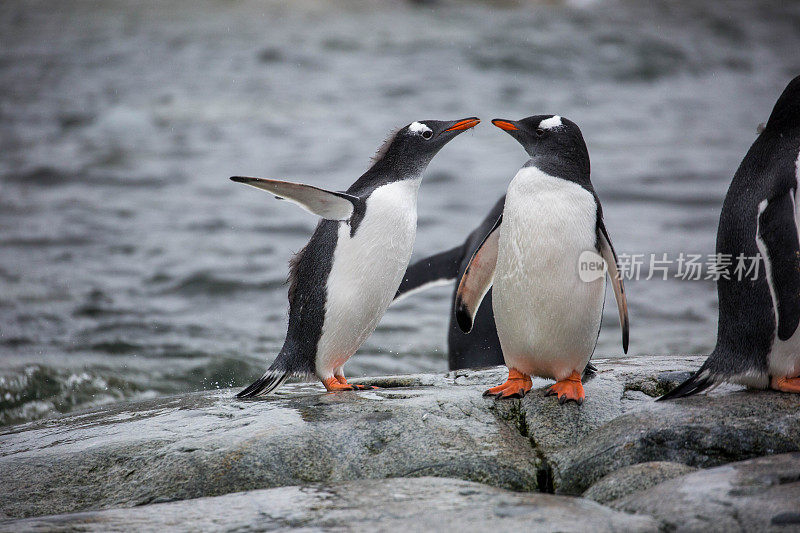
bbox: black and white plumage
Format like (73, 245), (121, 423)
(454, 115), (628, 403)
(394, 197), (599, 376)
(659, 75), (800, 400)
(235, 118), (480, 397)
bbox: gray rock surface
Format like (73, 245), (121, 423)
(582, 461), (697, 503)
(1, 354), (799, 526)
(492, 355), (800, 494)
(613, 452), (800, 532)
(0, 477), (658, 533)
(0, 371), (536, 519)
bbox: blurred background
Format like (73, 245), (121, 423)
(1, 0), (799, 425)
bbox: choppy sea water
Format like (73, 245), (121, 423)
(1, 0), (799, 425)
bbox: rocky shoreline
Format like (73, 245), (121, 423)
(1, 355), (798, 531)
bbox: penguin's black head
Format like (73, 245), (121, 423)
(491, 115), (586, 157)
(371, 117), (480, 172)
(764, 75), (800, 133)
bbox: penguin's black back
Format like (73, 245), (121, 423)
(659, 78), (800, 401)
(661, 98), (800, 403)
(273, 219), (340, 374)
(711, 127), (799, 375)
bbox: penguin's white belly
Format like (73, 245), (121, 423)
(766, 147), (800, 379)
(315, 179), (419, 377)
(492, 167), (605, 381)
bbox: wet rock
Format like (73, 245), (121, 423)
(582, 461), (696, 504)
(491, 355), (800, 495)
(546, 387), (800, 495)
(0, 371), (535, 519)
(0, 477), (658, 533)
(613, 453), (800, 532)
(1, 355), (798, 522)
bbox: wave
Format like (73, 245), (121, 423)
(0, 355), (265, 427)
(0, 366), (150, 427)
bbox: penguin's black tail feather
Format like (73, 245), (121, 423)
(656, 366), (714, 401)
(236, 368), (290, 398)
(393, 246), (463, 302)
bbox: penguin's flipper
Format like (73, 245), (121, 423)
(454, 215), (502, 333)
(230, 176), (360, 221)
(758, 191), (800, 341)
(393, 245), (464, 304)
(598, 220), (630, 353)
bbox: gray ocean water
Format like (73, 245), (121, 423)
(1, 0), (799, 425)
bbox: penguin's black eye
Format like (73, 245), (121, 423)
(535, 129), (545, 137)
(422, 130), (433, 140)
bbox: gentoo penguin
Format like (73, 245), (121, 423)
(455, 115), (629, 403)
(394, 197), (600, 375)
(235, 117), (480, 397)
(659, 76), (800, 400)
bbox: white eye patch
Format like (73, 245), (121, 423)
(538, 115), (563, 130)
(408, 121), (432, 135)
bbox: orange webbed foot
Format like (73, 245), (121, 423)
(546, 371), (585, 405)
(770, 375), (800, 393)
(483, 368), (532, 399)
(324, 376), (377, 392)
(323, 377), (354, 391)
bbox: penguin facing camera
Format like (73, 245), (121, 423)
(456, 115), (629, 404)
(394, 197), (598, 377)
(233, 117), (480, 397)
(659, 75), (800, 400)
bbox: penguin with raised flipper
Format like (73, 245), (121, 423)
(659, 76), (800, 400)
(455, 115), (628, 403)
(234, 118), (480, 397)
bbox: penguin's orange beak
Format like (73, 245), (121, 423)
(444, 118), (481, 132)
(492, 119), (518, 131)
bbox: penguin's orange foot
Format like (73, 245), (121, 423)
(770, 375), (800, 393)
(546, 371), (585, 405)
(483, 368), (532, 399)
(324, 377), (377, 392)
